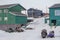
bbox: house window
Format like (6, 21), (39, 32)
(0, 10), (2, 13)
(0, 17), (2, 21)
(55, 10), (60, 16)
(4, 17), (8, 21)
(4, 9), (8, 13)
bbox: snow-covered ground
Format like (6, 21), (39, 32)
(0, 17), (60, 40)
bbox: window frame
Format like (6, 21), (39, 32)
(4, 9), (8, 13)
(55, 10), (60, 16)
(0, 10), (2, 13)
(0, 17), (2, 21)
(4, 17), (8, 21)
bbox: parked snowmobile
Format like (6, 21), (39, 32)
(41, 29), (47, 38)
(47, 31), (54, 38)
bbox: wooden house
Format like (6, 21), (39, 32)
(27, 8), (43, 18)
(49, 3), (60, 26)
(0, 4), (27, 31)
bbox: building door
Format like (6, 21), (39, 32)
(51, 20), (56, 26)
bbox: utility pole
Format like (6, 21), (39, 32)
(45, 2), (48, 23)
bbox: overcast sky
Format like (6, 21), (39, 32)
(0, 0), (60, 13)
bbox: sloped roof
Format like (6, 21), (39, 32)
(0, 4), (17, 8)
(0, 4), (26, 10)
(49, 3), (60, 8)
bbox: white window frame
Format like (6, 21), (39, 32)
(55, 10), (60, 16)
(0, 10), (2, 13)
(4, 9), (8, 13)
(0, 17), (2, 21)
(4, 17), (8, 21)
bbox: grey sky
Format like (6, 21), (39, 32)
(0, 0), (60, 13)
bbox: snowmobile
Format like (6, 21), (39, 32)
(47, 31), (54, 38)
(6, 28), (14, 33)
(41, 29), (47, 38)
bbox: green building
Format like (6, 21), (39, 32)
(0, 4), (27, 30)
(49, 4), (60, 26)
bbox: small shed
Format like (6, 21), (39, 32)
(0, 4), (27, 31)
(49, 4), (60, 26)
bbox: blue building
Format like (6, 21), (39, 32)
(27, 8), (43, 18)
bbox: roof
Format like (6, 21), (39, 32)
(0, 4), (26, 10)
(28, 8), (42, 11)
(49, 3), (60, 8)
